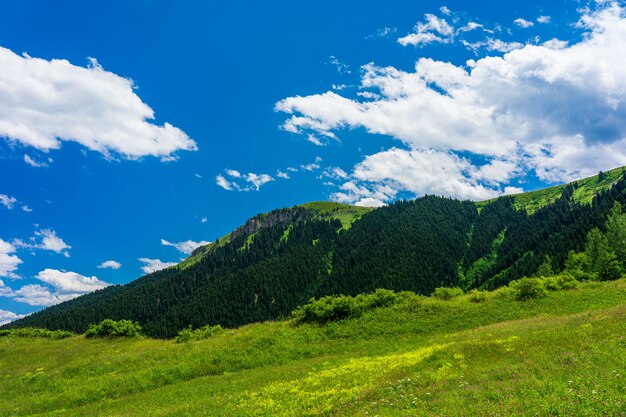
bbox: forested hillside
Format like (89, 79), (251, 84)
(5, 168), (626, 337)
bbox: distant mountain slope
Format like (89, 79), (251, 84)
(5, 169), (626, 337)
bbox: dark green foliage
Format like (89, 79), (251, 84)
(432, 287), (464, 300)
(291, 289), (399, 325)
(0, 327), (74, 339)
(7, 171), (626, 338)
(85, 319), (142, 338)
(175, 325), (223, 343)
(326, 197), (477, 296)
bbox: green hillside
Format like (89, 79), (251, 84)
(7, 170), (626, 338)
(479, 166), (626, 214)
(1, 278), (624, 416)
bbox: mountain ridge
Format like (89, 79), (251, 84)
(5, 167), (626, 337)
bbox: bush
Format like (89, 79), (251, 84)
(432, 287), (464, 301)
(512, 278), (546, 301)
(542, 273), (579, 291)
(492, 285), (517, 300)
(0, 328), (74, 339)
(175, 325), (223, 343)
(467, 289), (489, 303)
(291, 289), (401, 325)
(85, 319), (143, 338)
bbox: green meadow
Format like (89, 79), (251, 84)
(1, 278), (625, 416)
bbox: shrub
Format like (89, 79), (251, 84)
(512, 278), (546, 301)
(467, 289), (489, 303)
(432, 287), (464, 301)
(542, 273), (579, 291)
(0, 328), (74, 339)
(85, 319), (143, 338)
(492, 285), (517, 300)
(175, 325), (223, 343)
(291, 289), (401, 325)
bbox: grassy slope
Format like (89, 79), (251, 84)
(479, 166), (626, 213)
(299, 201), (374, 229)
(1, 279), (624, 416)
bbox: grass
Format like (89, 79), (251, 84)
(479, 166), (626, 214)
(0, 278), (624, 416)
(300, 201), (375, 229)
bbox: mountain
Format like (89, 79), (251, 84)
(5, 167), (626, 337)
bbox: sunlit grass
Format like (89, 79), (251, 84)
(0, 278), (624, 416)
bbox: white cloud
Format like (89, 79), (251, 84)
(463, 38), (525, 53)
(440, 6), (452, 16)
(277, 3), (626, 196)
(37, 229), (71, 253)
(322, 167), (350, 180)
(161, 239), (211, 255)
(201, 217), (208, 223)
(0, 194), (17, 209)
(216, 170), (274, 191)
(276, 170), (290, 179)
(226, 169), (242, 178)
(0, 279), (14, 296)
(138, 258), (177, 274)
(348, 148), (506, 201)
(9, 269), (110, 306)
(245, 173), (274, 190)
(97, 260), (121, 269)
(216, 175), (233, 191)
(514, 18), (534, 28)
(0, 46), (196, 159)
(35, 268), (109, 294)
(327, 56), (351, 74)
(301, 163), (321, 172)
(398, 14), (455, 46)
(537, 15), (551, 24)
(366, 27), (397, 39)
(458, 22), (493, 34)
(13, 229), (71, 257)
(12, 284), (65, 306)
(0, 194), (32, 213)
(0, 309), (25, 326)
(23, 154), (48, 167)
(0, 239), (22, 279)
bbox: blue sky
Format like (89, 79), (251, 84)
(2, 0), (626, 322)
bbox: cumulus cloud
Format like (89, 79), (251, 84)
(277, 3), (626, 203)
(14, 229), (71, 256)
(12, 284), (70, 306)
(97, 260), (121, 269)
(398, 14), (455, 46)
(0, 46), (196, 159)
(6, 269), (110, 306)
(0, 309), (25, 326)
(35, 268), (110, 294)
(161, 239), (211, 255)
(0, 279), (15, 297)
(0, 239), (22, 279)
(514, 18), (534, 28)
(216, 170), (275, 191)
(138, 258), (177, 274)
